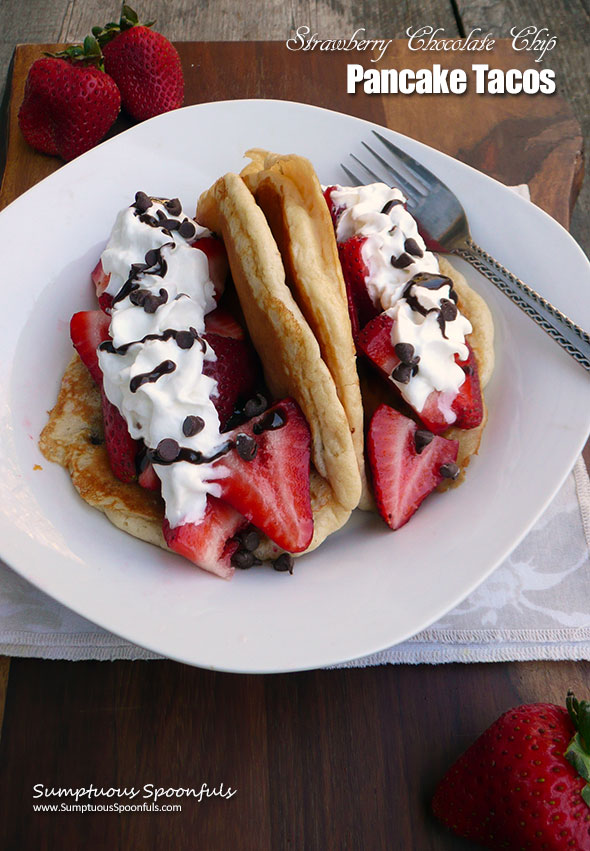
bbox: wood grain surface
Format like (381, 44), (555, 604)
(0, 32), (589, 851)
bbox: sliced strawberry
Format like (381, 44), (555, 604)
(203, 332), (262, 430)
(71, 309), (139, 482)
(101, 387), (137, 482)
(323, 185), (346, 229)
(338, 235), (380, 341)
(163, 496), (248, 580)
(368, 405), (459, 530)
(358, 313), (483, 434)
(209, 398), (313, 553)
(204, 307), (245, 340)
(138, 461), (160, 491)
(92, 257), (110, 295)
(70, 310), (111, 385)
(193, 235), (228, 299)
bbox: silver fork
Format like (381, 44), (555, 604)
(342, 131), (590, 372)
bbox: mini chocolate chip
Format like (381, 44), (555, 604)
(440, 299), (458, 322)
(411, 361), (420, 376)
(157, 438), (180, 462)
(178, 219), (196, 239)
(232, 550), (255, 570)
(134, 191), (151, 212)
(404, 237), (424, 258)
(273, 553), (294, 574)
(236, 433), (258, 461)
(440, 462), (460, 480)
(163, 218), (180, 231)
(129, 288), (149, 306)
(462, 364), (473, 376)
(380, 199), (403, 214)
(144, 248), (159, 267)
(238, 529), (260, 552)
(183, 415), (205, 437)
(156, 208), (167, 221)
(391, 252), (413, 269)
(449, 289), (458, 304)
(165, 198), (182, 216)
(176, 330), (195, 349)
(139, 213), (158, 227)
(414, 429), (434, 453)
(244, 394), (268, 418)
(391, 363), (412, 384)
(143, 295), (160, 314)
(394, 342), (415, 364)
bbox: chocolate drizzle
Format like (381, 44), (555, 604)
(130, 194), (197, 240)
(112, 245), (172, 307)
(129, 360), (176, 393)
(99, 327), (205, 356)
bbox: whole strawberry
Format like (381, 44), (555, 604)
(18, 38), (120, 162)
(95, 5), (184, 121)
(432, 692), (590, 849)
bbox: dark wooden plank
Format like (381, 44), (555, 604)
(456, 0), (590, 254)
(0, 660), (589, 850)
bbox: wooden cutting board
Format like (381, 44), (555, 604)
(2, 41), (583, 229)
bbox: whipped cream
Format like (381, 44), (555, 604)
(98, 200), (227, 528)
(101, 195), (209, 298)
(330, 182), (471, 419)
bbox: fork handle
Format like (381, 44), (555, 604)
(452, 237), (590, 372)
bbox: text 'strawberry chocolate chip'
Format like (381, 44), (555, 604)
(236, 433), (258, 461)
(178, 219), (196, 239)
(165, 198), (182, 216)
(380, 199), (403, 214)
(273, 553), (294, 574)
(404, 237), (424, 258)
(157, 438), (180, 462)
(391, 252), (413, 269)
(394, 342), (415, 364)
(244, 394), (268, 419)
(440, 462), (460, 480)
(175, 330), (195, 349)
(182, 415), (205, 437)
(414, 429), (434, 454)
(134, 191), (151, 212)
(392, 363), (412, 384)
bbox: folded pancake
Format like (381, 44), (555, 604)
(197, 172), (362, 553)
(240, 149), (370, 507)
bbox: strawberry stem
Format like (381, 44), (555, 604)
(45, 35), (105, 71)
(565, 691), (590, 807)
(93, 4), (155, 47)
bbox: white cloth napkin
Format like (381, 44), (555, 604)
(2, 184), (589, 665)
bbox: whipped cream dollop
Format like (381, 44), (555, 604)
(98, 198), (226, 528)
(101, 193), (209, 298)
(330, 182), (471, 418)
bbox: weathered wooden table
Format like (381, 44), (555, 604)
(1, 15), (590, 851)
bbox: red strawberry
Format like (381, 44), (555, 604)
(138, 461), (160, 491)
(97, 6), (183, 121)
(323, 185), (346, 229)
(204, 307), (245, 340)
(358, 312), (483, 434)
(432, 692), (590, 850)
(18, 50), (120, 162)
(209, 399), (313, 553)
(163, 496), (247, 579)
(91, 258), (114, 313)
(203, 333), (261, 429)
(101, 387), (137, 482)
(70, 310), (111, 385)
(367, 405), (458, 530)
(70, 310), (138, 482)
(337, 236), (380, 341)
(194, 236), (229, 299)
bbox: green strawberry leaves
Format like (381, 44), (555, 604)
(46, 35), (105, 70)
(565, 691), (590, 807)
(93, 4), (155, 47)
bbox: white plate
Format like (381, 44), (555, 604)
(1, 99), (589, 673)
